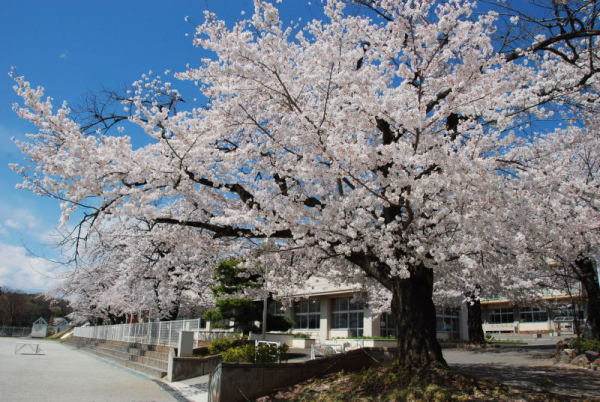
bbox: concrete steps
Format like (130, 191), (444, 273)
(139, 349), (170, 360)
(86, 346), (167, 378)
(130, 354), (168, 370)
(68, 337), (169, 378)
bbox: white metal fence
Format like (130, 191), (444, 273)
(73, 318), (238, 347)
(0, 326), (30, 337)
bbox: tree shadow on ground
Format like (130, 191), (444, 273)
(452, 362), (600, 398)
(464, 348), (554, 359)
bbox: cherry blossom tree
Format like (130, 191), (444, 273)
(429, 175), (549, 344)
(11, 0), (600, 369)
(56, 217), (218, 322)
(499, 115), (600, 339)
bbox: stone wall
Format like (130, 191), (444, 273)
(554, 340), (600, 370)
(208, 347), (395, 402)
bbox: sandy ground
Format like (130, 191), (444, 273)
(0, 337), (178, 402)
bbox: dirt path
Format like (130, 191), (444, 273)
(444, 346), (600, 399)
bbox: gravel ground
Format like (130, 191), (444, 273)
(0, 337), (177, 402)
(444, 345), (600, 399)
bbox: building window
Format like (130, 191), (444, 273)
(380, 312), (397, 337)
(436, 307), (460, 338)
(488, 308), (514, 324)
(519, 307), (548, 322)
(331, 297), (364, 336)
(293, 300), (320, 329)
(550, 306), (585, 321)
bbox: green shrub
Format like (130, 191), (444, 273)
(220, 342), (289, 363)
(293, 332), (312, 339)
(255, 343), (289, 363)
(203, 309), (224, 323)
(572, 338), (600, 353)
(208, 335), (247, 355)
(222, 344), (256, 362)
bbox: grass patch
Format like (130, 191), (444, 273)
(258, 362), (567, 401)
(47, 328), (73, 341)
(485, 335), (524, 344)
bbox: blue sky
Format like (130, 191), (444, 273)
(0, 0), (339, 293)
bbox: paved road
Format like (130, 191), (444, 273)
(0, 337), (177, 402)
(444, 345), (600, 398)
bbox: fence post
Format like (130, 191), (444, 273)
(158, 321), (162, 345)
(168, 322), (172, 346)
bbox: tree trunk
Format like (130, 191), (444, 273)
(467, 298), (486, 344)
(106, 311), (123, 324)
(164, 302), (180, 321)
(391, 265), (447, 369)
(577, 257), (600, 340)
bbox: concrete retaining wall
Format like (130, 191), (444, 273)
(167, 353), (222, 382)
(208, 347), (395, 402)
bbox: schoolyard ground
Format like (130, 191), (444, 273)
(2, 335), (600, 401)
(0, 337), (180, 402)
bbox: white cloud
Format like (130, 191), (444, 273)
(4, 218), (21, 229)
(59, 50), (69, 59)
(0, 206), (41, 234)
(0, 242), (67, 293)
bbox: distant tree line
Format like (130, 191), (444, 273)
(0, 287), (71, 327)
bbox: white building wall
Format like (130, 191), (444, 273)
(516, 321), (552, 332)
(362, 307), (374, 337)
(368, 313), (381, 337)
(318, 297), (330, 342)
